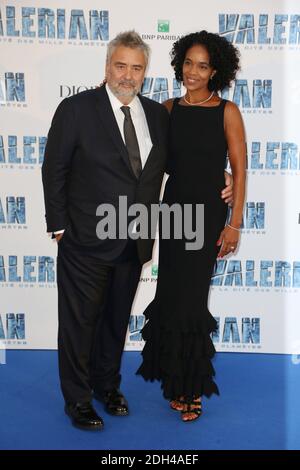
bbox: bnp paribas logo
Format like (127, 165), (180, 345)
(151, 264), (158, 277)
(157, 20), (170, 33)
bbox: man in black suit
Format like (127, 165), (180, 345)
(42, 31), (232, 430)
(42, 31), (170, 430)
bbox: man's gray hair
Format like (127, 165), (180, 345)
(106, 30), (150, 65)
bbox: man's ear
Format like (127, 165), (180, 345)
(105, 62), (109, 79)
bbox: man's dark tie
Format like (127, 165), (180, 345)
(120, 106), (142, 179)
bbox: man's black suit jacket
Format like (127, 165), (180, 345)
(42, 86), (169, 265)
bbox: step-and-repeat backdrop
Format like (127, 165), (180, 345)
(1, 0), (300, 354)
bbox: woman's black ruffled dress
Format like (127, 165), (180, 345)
(137, 98), (228, 400)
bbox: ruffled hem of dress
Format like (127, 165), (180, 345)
(136, 299), (220, 400)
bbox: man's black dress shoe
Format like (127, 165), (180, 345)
(94, 389), (129, 416)
(65, 402), (104, 430)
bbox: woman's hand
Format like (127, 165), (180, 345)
(216, 225), (240, 258)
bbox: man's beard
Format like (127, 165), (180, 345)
(109, 79), (140, 98)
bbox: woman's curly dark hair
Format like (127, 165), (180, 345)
(171, 31), (240, 92)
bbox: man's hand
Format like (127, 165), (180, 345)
(55, 233), (64, 242)
(221, 171), (233, 205)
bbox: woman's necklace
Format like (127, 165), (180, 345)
(183, 91), (214, 106)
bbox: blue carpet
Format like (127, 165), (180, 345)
(0, 351), (299, 450)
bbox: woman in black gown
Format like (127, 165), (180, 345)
(137, 31), (246, 422)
